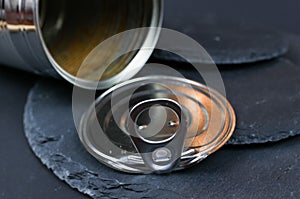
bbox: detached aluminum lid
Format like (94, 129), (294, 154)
(79, 76), (236, 174)
(37, 0), (163, 89)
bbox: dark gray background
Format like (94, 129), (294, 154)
(0, 0), (299, 198)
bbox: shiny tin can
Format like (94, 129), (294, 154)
(0, 0), (163, 89)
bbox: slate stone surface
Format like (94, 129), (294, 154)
(0, 67), (85, 198)
(24, 73), (300, 198)
(221, 58), (300, 144)
(18, 0), (300, 198)
(286, 34), (300, 65)
(152, 2), (289, 65)
(149, 58), (300, 145)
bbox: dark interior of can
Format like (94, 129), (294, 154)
(38, 0), (154, 81)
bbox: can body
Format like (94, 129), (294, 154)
(0, 0), (57, 76)
(0, 0), (163, 88)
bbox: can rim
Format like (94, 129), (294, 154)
(79, 76), (236, 174)
(34, 0), (164, 90)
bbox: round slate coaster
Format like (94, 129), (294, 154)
(24, 80), (300, 198)
(24, 79), (300, 198)
(222, 58), (300, 144)
(152, 10), (289, 64)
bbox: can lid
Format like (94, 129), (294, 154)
(79, 76), (236, 174)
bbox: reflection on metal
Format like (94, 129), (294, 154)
(127, 98), (187, 173)
(79, 76), (236, 174)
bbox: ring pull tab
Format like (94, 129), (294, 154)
(127, 98), (188, 174)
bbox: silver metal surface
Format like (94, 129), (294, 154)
(0, 0), (163, 89)
(79, 76), (236, 174)
(127, 98), (188, 173)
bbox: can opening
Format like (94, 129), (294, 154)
(38, 0), (161, 86)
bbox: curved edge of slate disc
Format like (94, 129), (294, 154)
(23, 78), (300, 198)
(222, 58), (300, 145)
(23, 80), (186, 199)
(23, 84), (93, 198)
(151, 42), (289, 65)
(156, 14), (290, 65)
(227, 131), (300, 145)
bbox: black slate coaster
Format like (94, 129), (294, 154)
(221, 58), (300, 144)
(24, 79), (300, 198)
(152, 1), (289, 65)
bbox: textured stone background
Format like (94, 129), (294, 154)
(24, 69), (300, 198)
(1, 0), (300, 198)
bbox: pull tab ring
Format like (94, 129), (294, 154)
(127, 98), (188, 173)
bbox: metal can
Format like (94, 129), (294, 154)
(0, 0), (163, 89)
